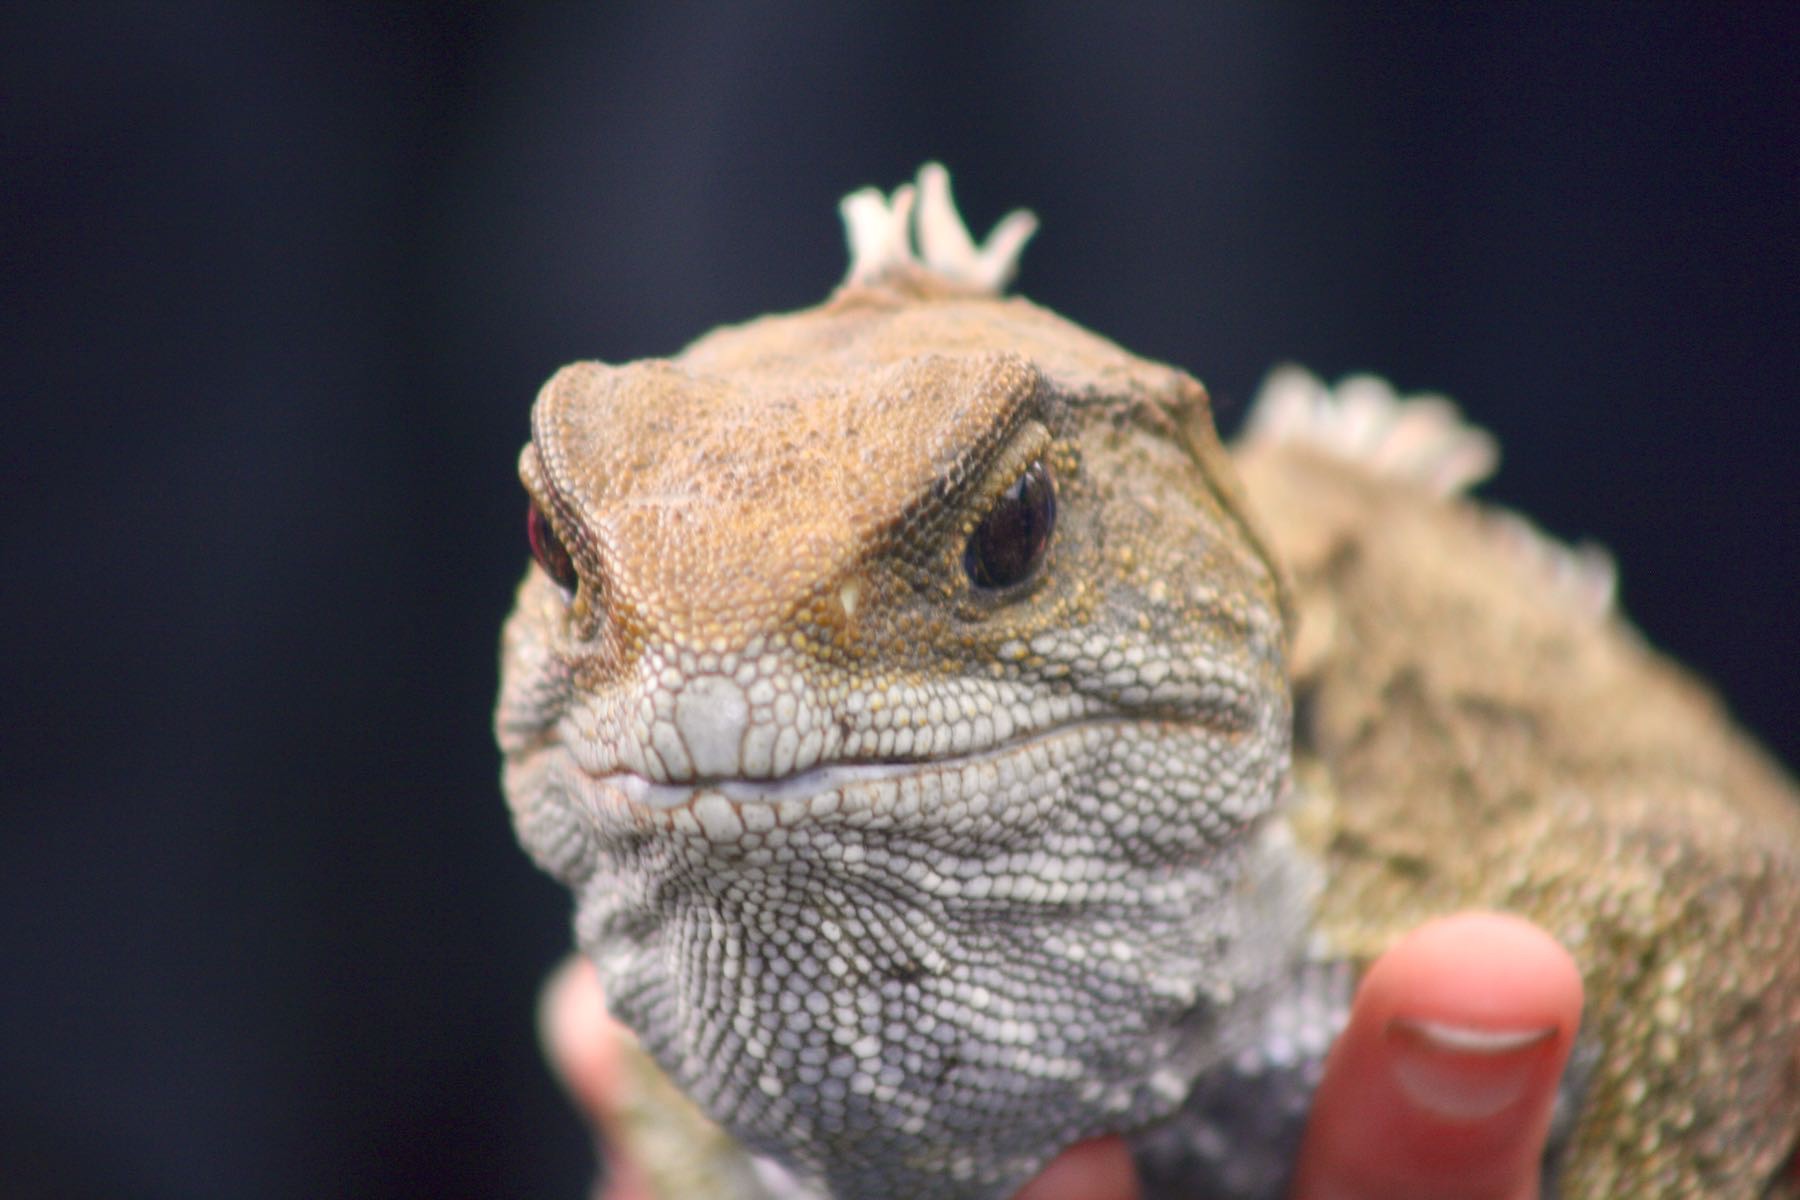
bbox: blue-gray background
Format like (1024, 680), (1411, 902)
(5, 5), (1795, 1198)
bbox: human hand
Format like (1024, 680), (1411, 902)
(542, 911), (1583, 1200)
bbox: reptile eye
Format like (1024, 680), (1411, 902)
(964, 458), (1055, 590)
(527, 503), (578, 592)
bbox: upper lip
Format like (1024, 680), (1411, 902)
(599, 757), (936, 809)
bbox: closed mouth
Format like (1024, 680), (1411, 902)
(586, 717), (1139, 811)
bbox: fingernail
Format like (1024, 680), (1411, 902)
(1384, 1017), (1559, 1122)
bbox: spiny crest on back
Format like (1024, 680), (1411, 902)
(839, 163), (1039, 296)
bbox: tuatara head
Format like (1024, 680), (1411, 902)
(497, 165), (1298, 1199)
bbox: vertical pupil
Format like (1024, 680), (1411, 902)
(527, 504), (578, 591)
(965, 459), (1055, 590)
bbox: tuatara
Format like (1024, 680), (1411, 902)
(497, 165), (1800, 1198)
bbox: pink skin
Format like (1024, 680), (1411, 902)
(545, 911), (1585, 1200)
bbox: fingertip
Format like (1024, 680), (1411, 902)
(1294, 912), (1583, 1200)
(1364, 912), (1583, 1037)
(1010, 1136), (1139, 1200)
(539, 955), (624, 1120)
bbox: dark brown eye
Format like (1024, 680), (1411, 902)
(964, 459), (1055, 590)
(527, 503), (578, 592)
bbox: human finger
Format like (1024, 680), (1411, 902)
(1010, 1135), (1139, 1200)
(539, 955), (654, 1200)
(1290, 911), (1583, 1200)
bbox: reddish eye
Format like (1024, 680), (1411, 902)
(527, 504), (578, 592)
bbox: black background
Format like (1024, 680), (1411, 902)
(4, 5), (1795, 1198)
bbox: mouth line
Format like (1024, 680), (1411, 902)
(586, 717), (1139, 811)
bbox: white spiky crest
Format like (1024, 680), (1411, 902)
(839, 163), (1039, 294)
(1244, 367), (1617, 618)
(1243, 367), (1499, 498)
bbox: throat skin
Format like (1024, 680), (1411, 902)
(495, 168), (1800, 1199)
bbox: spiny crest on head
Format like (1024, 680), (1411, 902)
(839, 163), (1039, 295)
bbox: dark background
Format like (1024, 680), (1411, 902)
(4, 5), (1795, 1198)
